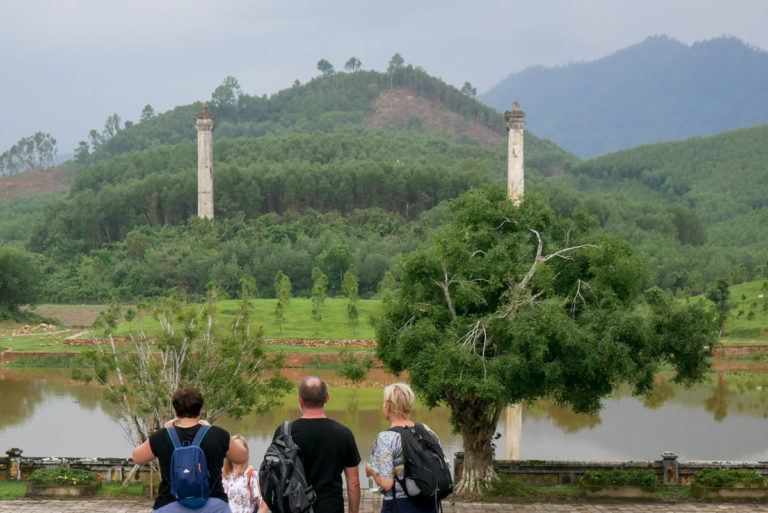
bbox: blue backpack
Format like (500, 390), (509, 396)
(167, 425), (212, 509)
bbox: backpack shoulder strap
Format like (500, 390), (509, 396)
(246, 466), (254, 498)
(190, 424), (211, 447)
(167, 426), (182, 448)
(280, 421), (292, 437)
(387, 426), (410, 493)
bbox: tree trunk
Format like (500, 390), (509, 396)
(448, 394), (503, 496)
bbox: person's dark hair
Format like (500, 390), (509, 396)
(298, 376), (328, 408)
(172, 388), (204, 418)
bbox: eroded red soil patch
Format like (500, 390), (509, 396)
(367, 89), (504, 146)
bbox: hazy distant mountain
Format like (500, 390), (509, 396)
(480, 35), (768, 158)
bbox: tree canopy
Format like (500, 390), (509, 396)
(0, 243), (41, 317)
(375, 185), (718, 494)
(0, 132), (57, 176)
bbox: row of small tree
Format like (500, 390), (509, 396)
(0, 132), (57, 176)
(273, 267), (380, 337)
(75, 105), (156, 163)
(315, 53), (476, 98)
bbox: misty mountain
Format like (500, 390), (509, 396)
(480, 35), (768, 158)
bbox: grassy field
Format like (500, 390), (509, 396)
(0, 479), (146, 500)
(723, 280), (768, 341)
(4, 281), (768, 356)
(29, 298), (383, 340)
(1, 299), (383, 355)
(108, 298), (382, 340)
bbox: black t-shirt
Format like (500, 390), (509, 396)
(148, 424), (231, 510)
(274, 417), (360, 513)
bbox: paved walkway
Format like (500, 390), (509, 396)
(3, 499), (768, 513)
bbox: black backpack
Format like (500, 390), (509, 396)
(259, 421), (316, 513)
(390, 423), (453, 511)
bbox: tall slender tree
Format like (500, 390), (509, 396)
(311, 267), (329, 335)
(274, 270), (292, 336)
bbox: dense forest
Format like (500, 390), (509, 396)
(481, 36), (768, 157)
(1, 62), (766, 309)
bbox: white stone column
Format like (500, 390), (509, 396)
(195, 104), (215, 219)
(505, 404), (522, 460)
(506, 101), (526, 205)
(504, 102), (526, 460)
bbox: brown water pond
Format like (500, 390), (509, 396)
(3, 368), (768, 467)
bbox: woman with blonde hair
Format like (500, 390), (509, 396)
(222, 435), (268, 513)
(365, 383), (447, 513)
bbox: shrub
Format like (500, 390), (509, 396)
(627, 470), (659, 487)
(694, 468), (766, 488)
(580, 469), (658, 488)
(28, 467), (97, 486)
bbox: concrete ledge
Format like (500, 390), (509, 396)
(26, 481), (101, 497)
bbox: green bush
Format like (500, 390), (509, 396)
(627, 470), (659, 487)
(28, 467), (97, 486)
(580, 469), (659, 488)
(694, 468), (766, 488)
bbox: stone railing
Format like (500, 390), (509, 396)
(9, 447), (768, 487)
(453, 452), (768, 486)
(3, 448), (153, 482)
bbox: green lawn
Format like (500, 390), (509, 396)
(108, 298), (382, 340)
(0, 333), (83, 352)
(0, 480), (26, 499)
(724, 280), (768, 340)
(0, 480), (146, 500)
(1, 299), (382, 355)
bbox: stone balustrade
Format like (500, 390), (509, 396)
(7, 448), (768, 487)
(453, 452), (768, 486)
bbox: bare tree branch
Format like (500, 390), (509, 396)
(433, 266), (457, 317)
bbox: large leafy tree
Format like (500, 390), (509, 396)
(376, 186), (717, 495)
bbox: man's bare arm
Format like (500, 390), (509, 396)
(344, 466), (361, 513)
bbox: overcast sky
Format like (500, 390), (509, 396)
(1, 0), (766, 155)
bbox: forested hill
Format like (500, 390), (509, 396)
(79, 67), (567, 166)
(30, 129), (571, 255)
(564, 125), (768, 249)
(480, 36), (768, 158)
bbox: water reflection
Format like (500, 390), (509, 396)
(4, 369), (768, 463)
(704, 374), (732, 422)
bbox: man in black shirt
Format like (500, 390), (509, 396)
(277, 376), (361, 513)
(133, 387), (248, 513)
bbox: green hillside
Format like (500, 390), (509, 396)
(726, 280), (768, 339)
(79, 67), (512, 164)
(533, 125), (768, 293)
(2, 64), (766, 308)
(567, 125), (768, 247)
